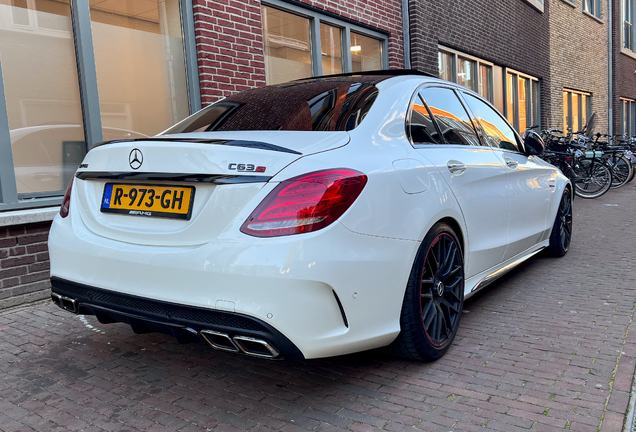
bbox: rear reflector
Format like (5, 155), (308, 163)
(240, 169), (367, 237)
(60, 178), (73, 218)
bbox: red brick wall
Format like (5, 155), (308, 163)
(193, 0), (404, 106)
(0, 222), (51, 310)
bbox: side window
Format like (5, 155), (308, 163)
(419, 87), (481, 146)
(409, 95), (443, 144)
(464, 93), (520, 152)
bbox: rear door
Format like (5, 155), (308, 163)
(460, 92), (553, 260)
(411, 86), (510, 278)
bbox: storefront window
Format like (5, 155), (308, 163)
(262, 6), (312, 85)
(1, 0), (85, 195)
(350, 32), (382, 72)
(90, 0), (190, 140)
(320, 22), (342, 75)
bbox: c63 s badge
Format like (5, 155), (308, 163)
(228, 163), (266, 173)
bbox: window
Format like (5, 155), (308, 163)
(464, 93), (519, 152)
(419, 87), (481, 146)
(261, 3), (387, 85)
(620, 98), (635, 136)
(409, 96), (442, 145)
(90, 0), (190, 140)
(437, 50), (539, 131)
(506, 71), (540, 133)
(0, 0), (199, 207)
(438, 47), (493, 102)
(563, 89), (592, 133)
(624, 0), (634, 51)
(584, 0), (602, 18)
(164, 76), (382, 134)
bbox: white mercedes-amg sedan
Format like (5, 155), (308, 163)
(48, 71), (572, 361)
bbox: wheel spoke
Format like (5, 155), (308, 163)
(423, 301), (436, 328)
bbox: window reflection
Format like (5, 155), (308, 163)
(164, 78), (381, 134)
(438, 51), (453, 82)
(410, 97), (442, 144)
(464, 94), (519, 152)
(518, 77), (527, 132)
(420, 87), (481, 146)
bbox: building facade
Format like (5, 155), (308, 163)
(613, 0), (636, 136)
(408, 0), (551, 134)
(0, 0), (405, 309)
(548, 0), (609, 135)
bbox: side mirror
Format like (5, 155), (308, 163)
(523, 130), (545, 157)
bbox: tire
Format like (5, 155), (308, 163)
(389, 223), (464, 360)
(608, 155), (633, 189)
(572, 159), (612, 199)
(548, 189), (573, 257)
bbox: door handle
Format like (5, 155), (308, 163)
(447, 161), (467, 174)
(504, 158), (519, 169)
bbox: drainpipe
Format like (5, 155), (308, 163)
(402, 0), (411, 69)
(609, 0), (613, 136)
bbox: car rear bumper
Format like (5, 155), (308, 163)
(50, 277), (303, 359)
(48, 211), (418, 359)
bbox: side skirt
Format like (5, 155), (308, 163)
(464, 243), (548, 300)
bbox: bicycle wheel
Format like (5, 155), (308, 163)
(572, 159), (612, 199)
(608, 155), (633, 188)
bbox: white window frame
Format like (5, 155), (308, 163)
(261, 0), (389, 78)
(583, 0), (602, 19)
(622, 0), (636, 57)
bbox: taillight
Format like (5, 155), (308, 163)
(60, 178), (73, 218)
(240, 169), (367, 237)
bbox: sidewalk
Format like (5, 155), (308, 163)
(1, 185), (636, 432)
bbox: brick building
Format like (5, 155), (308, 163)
(0, 0), (405, 309)
(408, 0), (550, 133)
(613, 0), (636, 136)
(548, 0), (609, 135)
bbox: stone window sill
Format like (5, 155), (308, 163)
(583, 10), (604, 24)
(558, 0), (576, 8)
(0, 207), (59, 227)
(621, 47), (636, 61)
(524, 0), (545, 12)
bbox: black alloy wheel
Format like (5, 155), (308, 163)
(420, 233), (463, 347)
(390, 223), (465, 360)
(548, 189), (573, 257)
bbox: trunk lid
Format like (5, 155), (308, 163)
(74, 131), (349, 246)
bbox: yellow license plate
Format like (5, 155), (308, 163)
(100, 183), (195, 220)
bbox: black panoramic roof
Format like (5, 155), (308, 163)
(294, 69), (436, 82)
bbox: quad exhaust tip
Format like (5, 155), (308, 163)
(200, 329), (280, 359)
(51, 292), (78, 314)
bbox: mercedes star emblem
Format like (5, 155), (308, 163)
(129, 148), (143, 170)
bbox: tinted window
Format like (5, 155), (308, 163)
(419, 87), (481, 146)
(409, 96), (442, 144)
(162, 77), (384, 134)
(464, 93), (519, 152)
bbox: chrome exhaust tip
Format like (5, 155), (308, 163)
(51, 292), (78, 313)
(200, 330), (240, 352)
(233, 335), (280, 359)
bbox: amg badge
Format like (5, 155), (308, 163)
(228, 163), (266, 173)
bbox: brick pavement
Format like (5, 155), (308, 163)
(1, 186), (636, 432)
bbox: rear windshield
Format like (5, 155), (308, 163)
(162, 76), (386, 134)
